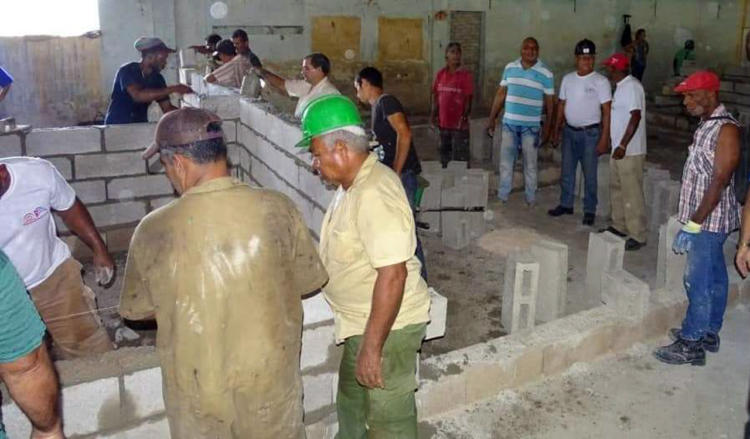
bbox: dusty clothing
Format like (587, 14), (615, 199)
(610, 155), (647, 242)
(319, 154), (430, 342)
(30, 258), (113, 359)
(210, 55), (252, 88)
(119, 177), (327, 439)
(285, 77), (340, 118)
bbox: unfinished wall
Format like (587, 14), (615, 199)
(0, 35), (107, 127)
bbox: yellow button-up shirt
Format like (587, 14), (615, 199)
(319, 154), (430, 342)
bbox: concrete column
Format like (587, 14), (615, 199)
(656, 216), (687, 292)
(601, 269), (651, 320)
(584, 231), (625, 308)
(501, 251), (539, 333)
(530, 239), (568, 323)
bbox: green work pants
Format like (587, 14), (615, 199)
(336, 323), (426, 439)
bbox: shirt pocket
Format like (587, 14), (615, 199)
(326, 228), (361, 265)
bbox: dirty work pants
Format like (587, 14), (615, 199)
(560, 124), (600, 214)
(498, 123), (540, 203)
(29, 258), (112, 359)
(336, 323), (426, 439)
(439, 129), (470, 166)
(609, 154), (647, 242)
(680, 231), (729, 341)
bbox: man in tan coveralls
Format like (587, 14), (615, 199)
(119, 108), (328, 438)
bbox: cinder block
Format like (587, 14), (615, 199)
(447, 161), (467, 171)
(601, 269), (651, 320)
(735, 82), (750, 95)
(419, 172), (443, 210)
(441, 211), (484, 250)
(303, 292), (334, 326)
(222, 120), (237, 143)
(103, 123), (155, 152)
(441, 185), (465, 209)
(71, 180), (107, 204)
(150, 196), (177, 211)
(106, 227), (137, 253)
(75, 151), (145, 179)
(584, 231), (625, 308)
(107, 175), (174, 200)
(457, 169), (489, 208)
(530, 239), (568, 322)
(465, 363), (512, 403)
(510, 346), (544, 386)
(656, 216), (687, 292)
(179, 67), (197, 85)
(198, 95), (241, 119)
(26, 127), (102, 156)
(88, 201), (147, 228)
(123, 367), (165, 419)
(649, 180), (681, 234)
(425, 287), (447, 340)
(47, 156), (73, 180)
(0, 133), (22, 157)
(469, 117), (491, 163)
(99, 417), (171, 438)
(644, 168), (671, 220)
(62, 377), (121, 435)
(415, 375), (466, 419)
(179, 49), (197, 67)
(301, 322), (335, 370)
(302, 372), (335, 413)
(501, 251), (539, 333)
(420, 161), (443, 173)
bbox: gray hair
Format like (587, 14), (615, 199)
(159, 137), (227, 164)
(319, 129), (369, 154)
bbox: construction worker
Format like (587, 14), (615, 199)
(298, 95), (430, 437)
(120, 108), (328, 438)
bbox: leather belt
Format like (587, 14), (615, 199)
(566, 123), (600, 131)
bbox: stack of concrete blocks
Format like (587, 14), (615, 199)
(501, 251), (540, 333)
(649, 179), (681, 238)
(601, 269), (651, 320)
(572, 156), (611, 219)
(584, 231), (625, 308)
(530, 239), (568, 323)
(657, 216), (687, 295)
(440, 162), (489, 250)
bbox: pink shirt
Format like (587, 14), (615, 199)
(432, 66), (474, 130)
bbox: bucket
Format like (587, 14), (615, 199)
(0, 67), (13, 88)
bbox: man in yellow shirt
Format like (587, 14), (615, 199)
(119, 108), (328, 438)
(298, 95), (430, 438)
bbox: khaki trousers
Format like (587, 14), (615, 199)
(29, 258), (113, 359)
(610, 155), (647, 243)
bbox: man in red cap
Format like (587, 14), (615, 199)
(119, 108), (328, 438)
(654, 70), (741, 366)
(600, 53), (647, 251)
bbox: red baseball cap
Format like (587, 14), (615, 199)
(601, 53), (629, 71)
(674, 70), (721, 93)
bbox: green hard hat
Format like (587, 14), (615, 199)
(295, 94), (363, 148)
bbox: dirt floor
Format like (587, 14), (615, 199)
(419, 304), (750, 439)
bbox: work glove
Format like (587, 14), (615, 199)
(672, 220), (701, 254)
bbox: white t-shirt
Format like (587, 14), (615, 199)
(0, 157), (76, 288)
(610, 75), (647, 156)
(559, 71), (612, 127)
(285, 76), (341, 118)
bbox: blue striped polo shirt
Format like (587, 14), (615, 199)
(500, 58), (555, 127)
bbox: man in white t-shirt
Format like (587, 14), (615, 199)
(548, 39), (612, 227)
(254, 52), (340, 118)
(0, 157), (114, 358)
(601, 53), (648, 250)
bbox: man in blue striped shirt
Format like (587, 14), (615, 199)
(487, 37), (555, 205)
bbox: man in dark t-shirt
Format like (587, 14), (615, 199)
(104, 37), (193, 125)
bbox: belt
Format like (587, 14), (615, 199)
(566, 123), (600, 131)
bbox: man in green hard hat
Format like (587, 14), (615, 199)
(298, 95), (430, 438)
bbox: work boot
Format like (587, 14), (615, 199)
(582, 213), (595, 226)
(548, 205), (573, 216)
(653, 338), (706, 366)
(669, 328), (720, 353)
(625, 238), (646, 251)
(598, 226), (626, 237)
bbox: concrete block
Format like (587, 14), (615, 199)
(199, 95), (241, 119)
(61, 235), (94, 260)
(601, 269), (651, 320)
(0, 133), (22, 157)
(99, 417), (171, 438)
(441, 211), (484, 250)
(447, 161), (467, 171)
(302, 372), (336, 413)
(222, 120), (237, 143)
(47, 156), (73, 180)
(419, 211), (441, 234)
(425, 287), (447, 340)
(71, 180), (107, 204)
(735, 82), (750, 96)
(26, 127), (102, 156)
(123, 367), (165, 419)
(644, 168), (671, 219)
(457, 169), (489, 208)
(75, 151), (146, 179)
(303, 292), (334, 326)
(530, 239), (568, 322)
(441, 185), (465, 209)
(420, 172), (443, 210)
(465, 362), (513, 403)
(469, 117), (491, 163)
(103, 123), (156, 152)
(190, 72), (207, 96)
(657, 216), (687, 292)
(584, 231), (625, 308)
(420, 161), (443, 173)
(501, 251), (539, 333)
(106, 227), (136, 253)
(510, 346), (544, 387)
(179, 49), (197, 67)
(62, 377), (121, 435)
(179, 67), (197, 85)
(301, 322), (335, 370)
(649, 180), (681, 233)
(149, 196), (177, 211)
(416, 375), (466, 419)
(108, 175), (174, 200)
(88, 201), (147, 228)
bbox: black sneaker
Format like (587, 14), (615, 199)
(625, 238), (646, 251)
(653, 338), (706, 366)
(669, 328), (720, 353)
(582, 213), (595, 226)
(598, 226), (627, 237)
(548, 205), (573, 216)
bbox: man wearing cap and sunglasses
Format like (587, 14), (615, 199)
(204, 39), (252, 88)
(654, 70), (741, 366)
(601, 53), (648, 251)
(104, 37), (193, 125)
(299, 95), (430, 438)
(119, 108), (328, 438)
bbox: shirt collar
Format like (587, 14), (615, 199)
(616, 75), (632, 86)
(183, 176), (237, 196)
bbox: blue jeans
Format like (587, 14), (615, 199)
(498, 123), (540, 203)
(560, 124), (600, 214)
(681, 230), (729, 341)
(400, 170), (427, 281)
